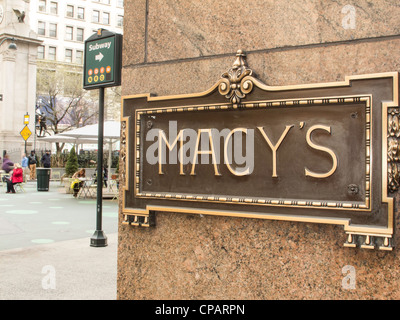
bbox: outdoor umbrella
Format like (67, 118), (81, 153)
(58, 121), (121, 185)
(37, 134), (99, 145)
(57, 121), (120, 141)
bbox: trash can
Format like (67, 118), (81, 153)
(37, 168), (51, 191)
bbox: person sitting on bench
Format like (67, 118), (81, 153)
(5, 163), (23, 194)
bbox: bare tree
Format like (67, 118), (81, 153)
(36, 62), (99, 164)
(106, 86), (121, 121)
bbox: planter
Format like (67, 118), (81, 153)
(63, 178), (74, 194)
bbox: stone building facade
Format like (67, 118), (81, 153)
(0, 0), (41, 160)
(118, 0), (400, 299)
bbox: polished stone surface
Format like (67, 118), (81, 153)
(123, 0), (400, 65)
(119, 0), (400, 300)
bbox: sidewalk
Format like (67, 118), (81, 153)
(0, 233), (117, 300)
(0, 180), (118, 300)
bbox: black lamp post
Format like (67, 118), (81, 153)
(34, 99), (41, 152)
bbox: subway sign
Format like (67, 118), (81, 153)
(83, 29), (122, 90)
(121, 50), (399, 251)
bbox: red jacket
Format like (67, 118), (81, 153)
(11, 168), (23, 183)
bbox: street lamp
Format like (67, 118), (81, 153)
(23, 112), (29, 154)
(0, 37), (17, 50)
(24, 113), (30, 125)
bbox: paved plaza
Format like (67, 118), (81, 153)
(0, 180), (118, 300)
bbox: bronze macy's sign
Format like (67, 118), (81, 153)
(121, 50), (399, 251)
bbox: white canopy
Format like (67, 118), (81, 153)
(37, 135), (99, 145)
(58, 121), (120, 142)
(58, 121), (121, 187)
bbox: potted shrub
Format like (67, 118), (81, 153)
(64, 147), (79, 193)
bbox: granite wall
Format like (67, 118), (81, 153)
(118, 0), (400, 299)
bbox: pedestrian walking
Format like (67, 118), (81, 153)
(41, 150), (51, 168)
(94, 165), (108, 187)
(28, 150), (37, 180)
(21, 153), (28, 182)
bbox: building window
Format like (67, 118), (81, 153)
(117, 15), (123, 27)
(48, 46), (56, 60)
(38, 21), (46, 36)
(66, 5), (74, 18)
(49, 23), (57, 38)
(38, 0), (46, 12)
(92, 10), (99, 23)
(77, 7), (85, 20)
(77, 28), (84, 42)
(76, 50), (83, 64)
(65, 26), (73, 40)
(50, 2), (58, 14)
(103, 0), (110, 4)
(37, 46), (45, 59)
(65, 49), (73, 63)
(117, 0), (124, 7)
(103, 12), (110, 25)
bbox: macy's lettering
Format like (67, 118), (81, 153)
(146, 121), (338, 178)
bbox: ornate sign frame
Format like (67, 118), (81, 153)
(121, 50), (399, 251)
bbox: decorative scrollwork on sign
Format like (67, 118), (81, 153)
(388, 108), (400, 192)
(344, 233), (393, 250)
(120, 120), (127, 190)
(219, 50), (254, 104)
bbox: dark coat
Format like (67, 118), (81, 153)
(2, 159), (14, 173)
(41, 154), (51, 168)
(28, 154), (36, 165)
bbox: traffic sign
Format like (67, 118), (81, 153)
(20, 125), (32, 141)
(83, 29), (122, 90)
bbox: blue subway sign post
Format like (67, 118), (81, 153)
(83, 29), (122, 247)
